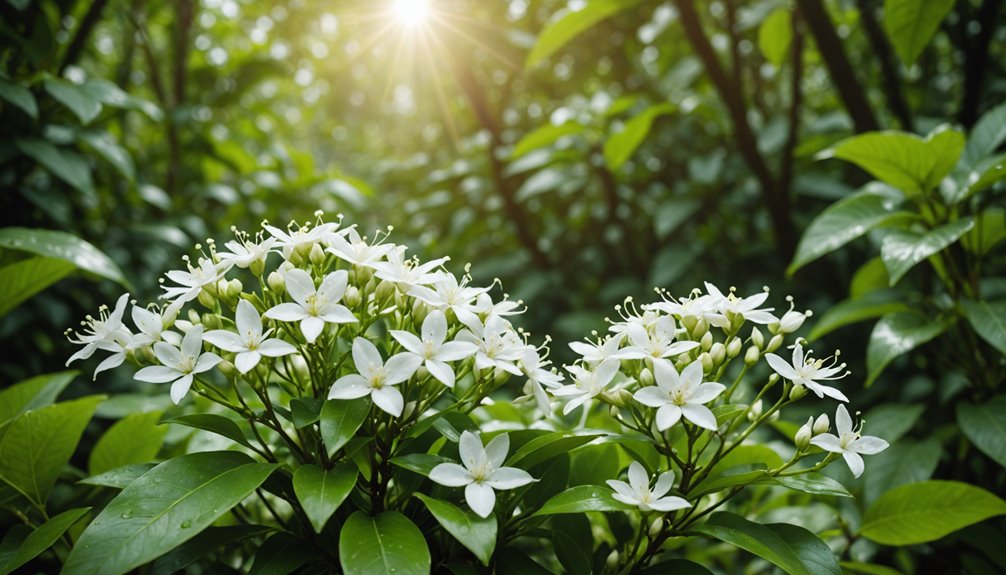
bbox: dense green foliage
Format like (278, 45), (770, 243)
(2, 0), (1005, 573)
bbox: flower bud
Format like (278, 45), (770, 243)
(700, 331), (713, 351)
(493, 367), (511, 386)
(779, 310), (809, 334)
(309, 243), (326, 265)
(681, 315), (698, 333)
(188, 309), (201, 324)
(355, 264), (374, 285)
(416, 365), (430, 381)
(766, 334), (784, 353)
(227, 278), (243, 299)
(795, 417), (813, 451)
(691, 318), (709, 340)
(726, 337), (742, 358)
(217, 359), (237, 378)
(344, 285), (362, 308)
(700, 352), (714, 373)
(295, 241), (314, 261)
(249, 258), (265, 277)
(639, 367), (654, 387)
(744, 346), (760, 366)
(609, 404), (621, 418)
(747, 399), (763, 422)
(710, 342), (726, 365)
(197, 288), (216, 308)
(813, 414), (830, 435)
(412, 298), (429, 325)
(375, 280), (396, 303)
(789, 384), (807, 400)
(750, 327), (764, 349)
(201, 313), (220, 330)
(606, 551), (619, 571)
(401, 401), (417, 420)
(729, 312), (746, 334)
(268, 271), (285, 295)
(649, 517), (664, 538)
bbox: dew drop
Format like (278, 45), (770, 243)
(180, 520), (192, 528)
(152, 477), (163, 484)
(120, 510), (133, 519)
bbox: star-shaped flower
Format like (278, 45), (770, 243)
(134, 325), (221, 404)
(390, 310), (477, 388)
(429, 431), (536, 518)
(517, 347), (564, 413)
(264, 269), (357, 343)
(160, 258), (233, 304)
(614, 316), (700, 361)
(765, 342), (849, 402)
(66, 293), (131, 374)
(811, 404), (888, 478)
(607, 461), (691, 513)
(633, 358), (724, 431)
(326, 226), (395, 268)
(373, 247), (448, 290)
(553, 359), (621, 415)
(704, 282), (776, 327)
(204, 299), (298, 373)
(327, 337), (423, 416)
(456, 316), (525, 376)
(408, 273), (488, 328)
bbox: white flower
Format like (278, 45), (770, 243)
(471, 293), (524, 324)
(66, 293), (132, 378)
(327, 337), (423, 417)
(457, 316), (525, 376)
(606, 461), (691, 513)
(373, 247), (448, 290)
(134, 325), (221, 404)
(264, 221), (341, 258)
(569, 335), (624, 366)
(553, 359), (620, 415)
(429, 431), (536, 518)
(160, 258), (233, 304)
(217, 236), (276, 269)
(326, 227), (395, 268)
(765, 342), (849, 402)
(704, 282), (776, 326)
(633, 359), (724, 431)
(517, 347), (564, 413)
(204, 299), (298, 373)
(810, 404), (888, 478)
(614, 316), (700, 361)
(408, 274), (488, 328)
(390, 310), (477, 388)
(264, 269), (357, 343)
(645, 292), (721, 326)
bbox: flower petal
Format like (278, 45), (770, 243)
(390, 330), (424, 354)
(633, 386), (669, 408)
(850, 436), (889, 455)
(627, 461), (648, 492)
(425, 359), (456, 388)
(835, 404), (853, 435)
(651, 358), (681, 392)
(423, 310), (448, 345)
(688, 382), (726, 405)
(234, 299), (262, 339)
(681, 403), (718, 431)
(192, 352), (221, 374)
(765, 353), (799, 381)
(459, 430), (487, 472)
(153, 341), (183, 369)
(648, 496), (692, 512)
(352, 337), (383, 372)
(429, 463), (473, 487)
(606, 480), (637, 502)
(810, 433), (842, 453)
(300, 316), (325, 344)
(654, 404), (683, 431)
(652, 471), (676, 499)
(484, 433), (509, 469)
(319, 304), (357, 324)
(170, 374), (193, 404)
(203, 330), (247, 353)
(235, 351), (261, 374)
(181, 325), (205, 359)
(258, 338), (297, 357)
(264, 303), (308, 322)
(327, 374), (370, 399)
(283, 269), (316, 306)
(135, 365), (181, 383)
(486, 466), (535, 490)
(436, 341), (478, 362)
(319, 270), (348, 302)
(465, 483), (496, 518)
(385, 353), (423, 385)
(843, 451), (865, 478)
(371, 386), (404, 417)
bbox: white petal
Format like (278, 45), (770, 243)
(390, 330), (424, 354)
(131, 306), (161, 337)
(649, 496), (692, 512)
(436, 341), (478, 362)
(327, 374), (371, 399)
(652, 471), (676, 499)
(319, 304), (357, 324)
(170, 374), (194, 404)
(384, 353), (423, 385)
(681, 403), (718, 431)
(688, 382), (726, 405)
(153, 342), (182, 369)
(423, 310), (448, 345)
(66, 342), (98, 365)
(651, 358), (680, 392)
(812, 383), (849, 403)
(810, 434), (843, 453)
(606, 480), (637, 502)
(679, 360), (705, 389)
(429, 463), (473, 487)
(562, 394), (591, 416)
(93, 352), (126, 378)
(284, 269), (316, 306)
(765, 353), (799, 381)
(300, 316), (325, 344)
(192, 353), (221, 373)
(135, 365), (181, 383)
(484, 433), (510, 469)
(594, 358), (621, 386)
(426, 359), (456, 388)
(258, 339), (298, 357)
(319, 270), (348, 302)
(465, 483), (496, 518)
(235, 351), (261, 374)
(627, 462), (648, 492)
(203, 330), (247, 353)
(634, 386), (669, 408)
(352, 338), (383, 372)
(459, 430), (487, 472)
(234, 299), (262, 339)
(664, 341), (700, 356)
(486, 467), (535, 490)
(843, 451), (865, 478)
(264, 303), (308, 322)
(654, 404), (683, 431)
(835, 404), (853, 435)
(371, 386), (404, 417)
(851, 436), (889, 455)
(181, 325), (204, 359)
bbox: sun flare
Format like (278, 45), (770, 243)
(392, 0), (431, 29)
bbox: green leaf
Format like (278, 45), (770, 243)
(339, 511), (430, 575)
(0, 371), (74, 428)
(787, 184), (911, 275)
(863, 403), (925, 443)
(691, 512), (840, 575)
(62, 451), (278, 575)
(289, 397), (323, 429)
(78, 463), (156, 489)
(851, 257), (891, 298)
(507, 430), (603, 469)
(14, 139), (95, 195)
(149, 525), (271, 575)
(526, 0), (642, 67)
(43, 79), (102, 124)
(962, 207), (1006, 256)
(320, 398), (369, 457)
(883, 0), (955, 65)
(758, 9), (792, 66)
(808, 290), (913, 340)
(863, 438), (941, 504)
(248, 532), (313, 575)
(759, 473), (853, 498)
(551, 514), (592, 575)
(638, 559), (714, 575)
(568, 442), (620, 487)
(866, 312), (948, 386)
(78, 131), (135, 182)
(0, 257), (76, 317)
(163, 413), (252, 448)
(0, 77), (37, 118)
(293, 463), (357, 533)
(960, 299), (1006, 356)
(0, 395), (103, 507)
(959, 153), (1006, 201)
(880, 217), (975, 285)
(839, 562), (903, 575)
(860, 480), (1006, 545)
(389, 453), (450, 477)
(819, 126), (965, 198)
(688, 470), (767, 498)
(0, 227), (128, 287)
(603, 102), (675, 171)
(89, 411), (167, 475)
(532, 485), (633, 516)
(415, 494), (496, 566)
(964, 101), (1006, 166)
(0, 507), (90, 575)
(957, 396), (1006, 470)
(511, 122), (586, 159)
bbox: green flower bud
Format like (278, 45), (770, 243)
(744, 346), (760, 366)
(700, 352), (714, 373)
(700, 331), (713, 351)
(710, 342), (726, 365)
(309, 243), (326, 265)
(416, 365), (430, 381)
(747, 399), (763, 422)
(690, 318), (709, 340)
(727, 337), (742, 358)
(249, 258), (265, 277)
(789, 384), (807, 400)
(640, 367), (654, 387)
(401, 401), (417, 420)
(295, 241), (313, 261)
(750, 327), (764, 349)
(681, 315), (698, 333)
(356, 264), (374, 285)
(412, 298), (430, 325)
(227, 278), (243, 299)
(201, 313), (220, 330)
(649, 517), (664, 538)
(344, 285), (362, 308)
(187, 309), (201, 324)
(606, 551), (619, 571)
(493, 368), (511, 386)
(268, 271), (285, 295)
(375, 280), (396, 303)
(813, 414), (830, 435)
(197, 288), (216, 308)
(766, 334), (784, 353)
(218, 359), (237, 378)
(795, 417), (813, 451)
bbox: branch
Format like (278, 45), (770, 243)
(779, 10), (805, 202)
(958, 0), (1000, 128)
(59, 0), (110, 75)
(855, 0), (913, 131)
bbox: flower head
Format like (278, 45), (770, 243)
(204, 299), (298, 373)
(704, 282), (776, 327)
(553, 359), (620, 415)
(810, 404), (888, 478)
(263, 269), (357, 343)
(429, 431), (536, 518)
(765, 342), (849, 402)
(614, 316), (700, 361)
(327, 337), (423, 416)
(134, 325), (221, 404)
(607, 461), (691, 513)
(66, 293), (132, 378)
(390, 309), (477, 388)
(633, 358), (724, 431)
(160, 258), (232, 304)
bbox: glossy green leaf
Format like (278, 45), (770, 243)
(962, 207), (1006, 256)
(507, 430), (603, 469)
(511, 122), (586, 159)
(851, 257), (891, 298)
(293, 463), (357, 533)
(248, 532), (313, 575)
(532, 485), (633, 516)
(863, 438), (941, 504)
(0, 526), (28, 572)
(638, 559), (714, 575)
(89, 411), (167, 475)
(759, 473), (853, 498)
(551, 513), (592, 575)
(808, 290), (913, 340)
(0, 395), (103, 507)
(787, 184), (910, 275)
(758, 9), (792, 66)
(78, 131), (135, 182)
(691, 512), (840, 575)
(43, 79), (102, 124)
(289, 397), (323, 429)
(0, 371), (74, 428)
(964, 101), (1006, 166)
(0, 77), (37, 118)
(320, 398), (369, 457)
(0, 507), (90, 575)
(883, 0), (955, 64)
(78, 463), (156, 489)
(0, 227), (127, 286)
(568, 442), (620, 487)
(860, 480), (1006, 545)
(338, 511), (430, 575)
(866, 312), (948, 386)
(959, 154), (1006, 202)
(604, 102), (675, 171)
(62, 451), (278, 575)
(0, 257), (76, 317)
(415, 494), (496, 566)
(163, 413), (252, 448)
(705, 444), (783, 477)
(957, 396), (1006, 470)
(863, 403), (925, 444)
(880, 217), (974, 285)
(389, 453), (450, 476)
(688, 470), (767, 498)
(840, 562), (903, 575)
(820, 126), (965, 197)
(149, 525), (271, 575)
(526, 0), (642, 67)
(960, 299), (1006, 356)
(495, 548), (552, 575)
(14, 139), (95, 195)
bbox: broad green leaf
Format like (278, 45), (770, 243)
(654, 197), (701, 240)
(860, 480), (1006, 545)
(415, 494), (496, 566)
(691, 512), (840, 575)
(759, 473), (853, 498)
(758, 9), (792, 66)
(787, 184), (910, 275)
(0, 227), (128, 287)
(320, 398), (369, 457)
(880, 217), (974, 285)
(78, 463), (156, 489)
(389, 453), (450, 477)
(705, 444), (783, 477)
(0, 257), (75, 317)
(866, 312), (948, 386)
(14, 139), (95, 195)
(808, 290), (913, 340)
(964, 101), (1006, 166)
(0, 395), (103, 507)
(604, 102), (675, 171)
(0, 371), (75, 427)
(551, 513), (592, 575)
(507, 430), (603, 469)
(339, 511), (430, 575)
(163, 413), (252, 448)
(526, 0), (642, 67)
(62, 451), (278, 575)
(851, 257), (891, 298)
(863, 438), (941, 504)
(957, 396), (1006, 470)
(820, 126), (965, 197)
(0, 77), (37, 118)
(293, 463), (357, 533)
(78, 131), (135, 182)
(840, 562), (903, 575)
(863, 403), (925, 444)
(149, 525), (271, 575)
(495, 548), (552, 575)
(568, 443), (620, 487)
(0, 526), (28, 572)
(638, 559), (714, 575)
(532, 485), (633, 516)
(89, 411), (167, 475)
(94, 393), (172, 419)
(688, 470), (767, 498)
(0, 507), (90, 575)
(289, 397), (323, 428)
(43, 78), (101, 124)
(248, 532), (313, 575)
(960, 299), (1006, 356)
(511, 122), (586, 159)
(883, 0), (955, 65)
(959, 153), (1006, 201)
(962, 208), (1006, 256)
